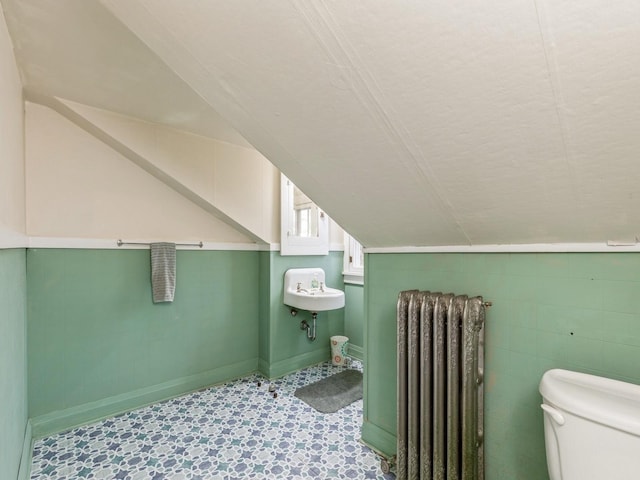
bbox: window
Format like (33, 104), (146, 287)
(343, 232), (364, 284)
(280, 174), (328, 256)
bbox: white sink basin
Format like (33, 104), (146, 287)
(283, 268), (345, 312)
(284, 287), (345, 312)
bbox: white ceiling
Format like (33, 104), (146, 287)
(1, 0), (249, 146)
(3, 0), (640, 248)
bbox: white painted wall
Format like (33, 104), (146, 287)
(24, 99), (344, 251)
(25, 102), (253, 244)
(0, 7), (25, 247)
(329, 218), (345, 250)
(59, 100), (280, 244)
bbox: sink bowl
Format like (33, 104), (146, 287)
(284, 268), (345, 312)
(284, 287), (345, 312)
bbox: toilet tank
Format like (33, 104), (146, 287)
(539, 369), (640, 480)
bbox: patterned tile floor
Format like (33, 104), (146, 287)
(30, 361), (395, 479)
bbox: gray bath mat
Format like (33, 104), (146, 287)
(294, 369), (363, 413)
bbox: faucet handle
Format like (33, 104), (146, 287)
(320, 282), (325, 292)
(297, 282), (302, 291)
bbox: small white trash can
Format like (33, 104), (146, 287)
(331, 335), (349, 366)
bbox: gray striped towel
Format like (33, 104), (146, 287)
(151, 242), (176, 303)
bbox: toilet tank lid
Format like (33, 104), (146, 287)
(539, 369), (640, 437)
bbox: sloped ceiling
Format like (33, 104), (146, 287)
(1, 0), (249, 146)
(3, 0), (640, 248)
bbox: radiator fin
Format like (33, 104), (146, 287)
(396, 291), (485, 480)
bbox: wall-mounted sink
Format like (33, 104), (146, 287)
(284, 268), (345, 312)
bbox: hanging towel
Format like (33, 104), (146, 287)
(150, 242), (176, 303)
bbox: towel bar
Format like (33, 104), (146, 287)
(117, 239), (203, 248)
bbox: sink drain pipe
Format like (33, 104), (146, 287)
(299, 313), (318, 341)
(290, 308), (318, 341)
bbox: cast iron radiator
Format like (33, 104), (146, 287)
(396, 291), (486, 480)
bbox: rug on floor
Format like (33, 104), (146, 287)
(294, 369), (363, 413)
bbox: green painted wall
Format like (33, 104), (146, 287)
(259, 251), (345, 378)
(26, 248), (346, 436)
(27, 248), (260, 436)
(0, 249), (28, 479)
(364, 252), (640, 480)
(258, 251), (272, 375)
(344, 283), (364, 359)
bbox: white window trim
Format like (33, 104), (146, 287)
(343, 232), (364, 285)
(280, 174), (329, 256)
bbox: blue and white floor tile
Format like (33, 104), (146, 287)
(31, 361), (395, 479)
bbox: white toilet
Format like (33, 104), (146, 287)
(539, 369), (640, 480)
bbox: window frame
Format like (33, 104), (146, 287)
(343, 232), (364, 285)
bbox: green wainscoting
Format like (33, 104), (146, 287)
(364, 252), (640, 480)
(27, 248), (347, 438)
(344, 283), (364, 360)
(258, 250), (272, 375)
(258, 251), (345, 378)
(0, 248), (28, 480)
(27, 248), (260, 437)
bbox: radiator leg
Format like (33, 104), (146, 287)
(380, 455), (396, 474)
